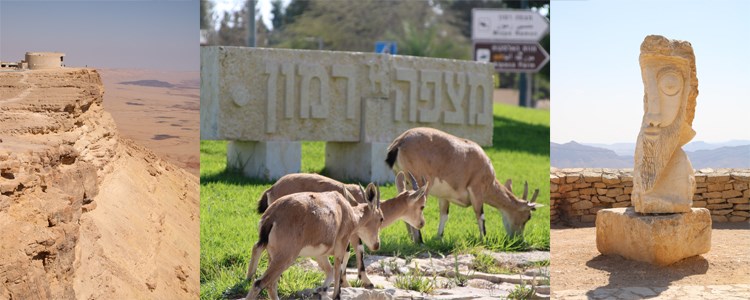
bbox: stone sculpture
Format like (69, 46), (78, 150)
(596, 35), (711, 266)
(632, 35), (699, 213)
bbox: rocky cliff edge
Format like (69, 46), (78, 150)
(0, 68), (199, 299)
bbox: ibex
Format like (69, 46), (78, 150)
(385, 127), (541, 243)
(257, 172), (428, 289)
(245, 184), (383, 300)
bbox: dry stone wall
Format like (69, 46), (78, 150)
(550, 168), (750, 225)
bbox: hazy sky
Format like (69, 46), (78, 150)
(0, 0), (198, 71)
(551, 0), (750, 144)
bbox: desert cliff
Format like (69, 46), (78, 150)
(0, 68), (199, 299)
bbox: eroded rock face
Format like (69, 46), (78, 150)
(0, 68), (199, 299)
(1, 69), (109, 299)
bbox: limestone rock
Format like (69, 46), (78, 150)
(0, 68), (199, 299)
(632, 35), (698, 214)
(201, 46), (493, 145)
(596, 207), (711, 266)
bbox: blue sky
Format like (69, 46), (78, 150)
(551, 0), (750, 143)
(0, 0), (198, 71)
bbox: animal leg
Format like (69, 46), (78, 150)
(404, 222), (423, 244)
(314, 255), (334, 292)
(341, 249), (351, 288)
(473, 203), (486, 239)
(437, 199), (450, 238)
(246, 253), (293, 300)
(267, 280), (280, 300)
(332, 255), (345, 300)
(246, 242), (265, 281)
(352, 238), (374, 289)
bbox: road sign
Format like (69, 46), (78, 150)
(375, 41), (397, 54)
(474, 42), (549, 73)
(472, 9), (549, 42)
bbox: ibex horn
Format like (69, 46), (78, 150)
(522, 181), (529, 200)
(531, 189), (539, 203)
(408, 172), (419, 191)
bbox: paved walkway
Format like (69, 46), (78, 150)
(553, 284), (750, 299)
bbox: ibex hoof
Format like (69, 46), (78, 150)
(363, 282), (375, 289)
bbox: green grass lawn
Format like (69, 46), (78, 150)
(200, 104), (550, 299)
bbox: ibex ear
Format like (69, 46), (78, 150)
(504, 179), (513, 192)
(365, 183), (380, 209)
(395, 172), (406, 193)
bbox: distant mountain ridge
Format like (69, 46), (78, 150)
(552, 141), (750, 168)
(584, 140), (750, 156)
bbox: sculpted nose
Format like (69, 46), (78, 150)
(645, 92), (662, 127)
(645, 113), (662, 127)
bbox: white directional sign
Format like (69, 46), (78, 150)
(472, 9), (549, 42)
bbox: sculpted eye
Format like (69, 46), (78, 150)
(659, 71), (683, 96)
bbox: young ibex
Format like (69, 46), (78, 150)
(257, 172), (429, 289)
(386, 127), (541, 243)
(245, 185), (383, 300)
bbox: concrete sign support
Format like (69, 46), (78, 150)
(201, 46), (494, 182)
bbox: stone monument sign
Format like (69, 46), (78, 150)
(596, 35), (711, 266)
(201, 47), (494, 182)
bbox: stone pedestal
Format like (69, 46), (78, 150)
(227, 141), (301, 181)
(596, 207), (711, 266)
(325, 142), (394, 184)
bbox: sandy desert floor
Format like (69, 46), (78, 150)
(550, 222), (750, 295)
(100, 69), (199, 176)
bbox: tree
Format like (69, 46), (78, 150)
(275, 0), (470, 59)
(270, 0), (284, 30)
(200, 0), (214, 30)
(387, 21), (470, 60)
(283, 0), (309, 27)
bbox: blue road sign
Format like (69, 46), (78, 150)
(375, 41), (397, 54)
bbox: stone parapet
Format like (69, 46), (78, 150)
(550, 168), (750, 225)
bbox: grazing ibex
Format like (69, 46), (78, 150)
(257, 172), (429, 289)
(385, 127), (541, 243)
(246, 185), (383, 300)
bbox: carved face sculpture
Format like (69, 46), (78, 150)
(634, 35), (698, 192)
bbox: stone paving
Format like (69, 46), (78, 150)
(281, 251), (552, 300)
(552, 284), (750, 300)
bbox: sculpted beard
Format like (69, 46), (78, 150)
(635, 104), (684, 191)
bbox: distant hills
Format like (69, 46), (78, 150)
(119, 79), (174, 88)
(552, 141), (750, 168)
(583, 140), (750, 156)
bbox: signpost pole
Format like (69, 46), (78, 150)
(247, 0), (256, 47)
(519, 74), (528, 107)
(518, 0), (530, 107)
